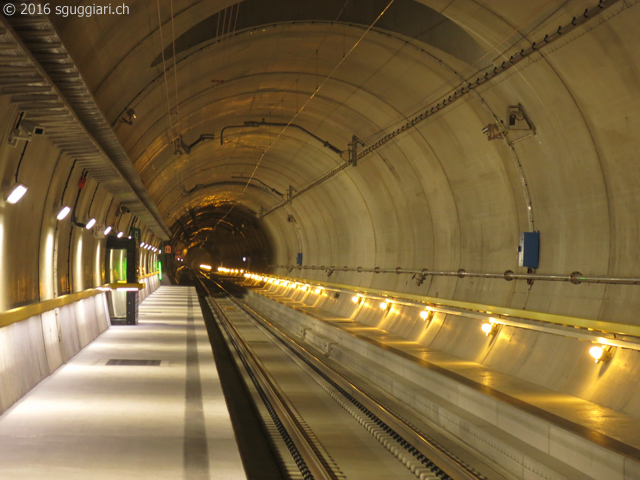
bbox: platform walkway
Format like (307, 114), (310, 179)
(0, 286), (246, 480)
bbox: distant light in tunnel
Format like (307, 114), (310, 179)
(85, 218), (96, 230)
(57, 206), (71, 220)
(117, 231), (123, 238)
(243, 257), (246, 261)
(6, 184), (27, 204)
(200, 264), (212, 271)
(104, 226), (112, 235)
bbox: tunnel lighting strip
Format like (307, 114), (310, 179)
(236, 271), (640, 353)
(262, 0), (622, 217)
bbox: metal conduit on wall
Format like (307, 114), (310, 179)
(271, 264), (640, 286)
(262, 0), (622, 217)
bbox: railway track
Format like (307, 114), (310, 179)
(193, 272), (503, 480)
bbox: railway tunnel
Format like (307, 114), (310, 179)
(0, 0), (639, 479)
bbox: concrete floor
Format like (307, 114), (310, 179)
(0, 286), (246, 480)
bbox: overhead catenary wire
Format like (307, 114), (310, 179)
(263, 0), (621, 217)
(360, 0), (567, 143)
(155, 0), (175, 137)
(213, 0), (397, 232)
(169, 0), (181, 130)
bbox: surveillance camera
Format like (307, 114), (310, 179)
(19, 120), (44, 135)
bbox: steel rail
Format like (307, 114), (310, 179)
(194, 274), (337, 480)
(225, 291), (485, 480)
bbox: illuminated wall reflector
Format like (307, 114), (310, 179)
(57, 206), (71, 220)
(85, 218), (96, 229)
(6, 184), (27, 204)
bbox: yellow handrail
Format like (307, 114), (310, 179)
(254, 274), (640, 338)
(139, 271), (160, 280)
(0, 288), (104, 329)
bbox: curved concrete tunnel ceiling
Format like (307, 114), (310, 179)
(49, 0), (640, 324)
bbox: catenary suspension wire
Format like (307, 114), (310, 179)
(214, 0), (397, 232)
(361, 0), (563, 142)
(169, 0), (181, 129)
(156, 0), (175, 137)
(263, 0), (621, 217)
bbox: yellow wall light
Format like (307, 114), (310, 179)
(481, 321), (500, 336)
(589, 345), (613, 364)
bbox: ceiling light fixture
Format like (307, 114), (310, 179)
(85, 218), (96, 230)
(104, 226), (112, 235)
(120, 108), (137, 126)
(6, 184), (27, 204)
(57, 206), (71, 220)
(117, 231), (123, 238)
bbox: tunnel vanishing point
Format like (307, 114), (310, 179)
(1, 1), (640, 479)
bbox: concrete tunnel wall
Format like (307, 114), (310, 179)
(261, 9), (640, 325)
(0, 96), (162, 413)
(1, 0), (640, 426)
(50, 0), (640, 324)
